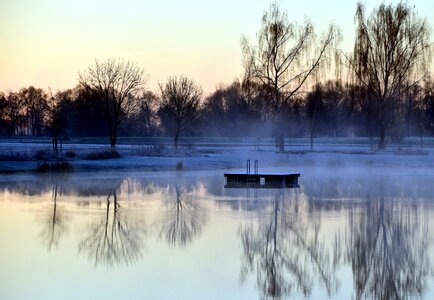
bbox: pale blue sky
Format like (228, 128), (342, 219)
(0, 0), (432, 94)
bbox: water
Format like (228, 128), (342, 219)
(1, 170), (434, 300)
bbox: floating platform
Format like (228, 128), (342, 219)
(224, 173), (300, 188)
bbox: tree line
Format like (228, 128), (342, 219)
(0, 1), (433, 150)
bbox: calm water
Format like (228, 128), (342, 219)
(1, 169), (434, 300)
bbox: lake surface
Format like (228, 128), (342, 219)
(1, 169), (434, 299)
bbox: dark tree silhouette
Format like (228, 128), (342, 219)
(69, 86), (107, 137)
(158, 75), (202, 149)
(423, 77), (434, 136)
(47, 89), (74, 153)
(349, 1), (431, 149)
(305, 85), (325, 150)
(242, 1), (340, 151)
(137, 90), (159, 136)
(19, 86), (48, 136)
(79, 58), (147, 150)
(0, 92), (7, 135)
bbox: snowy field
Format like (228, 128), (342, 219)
(0, 137), (433, 174)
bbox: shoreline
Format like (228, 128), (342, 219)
(1, 142), (433, 175)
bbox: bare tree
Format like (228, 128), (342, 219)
(242, 1), (340, 151)
(3, 92), (23, 135)
(79, 58), (147, 150)
(19, 86), (48, 136)
(158, 75), (202, 149)
(349, 1), (431, 149)
(0, 92), (7, 135)
(137, 90), (158, 136)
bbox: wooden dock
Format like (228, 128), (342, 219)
(224, 173), (300, 188)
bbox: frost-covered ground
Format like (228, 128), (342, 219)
(0, 139), (433, 174)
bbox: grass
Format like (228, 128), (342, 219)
(0, 149), (52, 161)
(135, 144), (169, 156)
(0, 152), (31, 161)
(84, 150), (121, 160)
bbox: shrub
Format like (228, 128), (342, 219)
(64, 151), (76, 158)
(0, 151), (30, 161)
(33, 149), (49, 160)
(37, 160), (73, 173)
(85, 150), (121, 160)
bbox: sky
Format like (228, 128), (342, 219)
(0, 0), (433, 95)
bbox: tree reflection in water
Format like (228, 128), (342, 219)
(78, 186), (146, 268)
(239, 189), (340, 298)
(345, 197), (433, 300)
(158, 184), (206, 248)
(37, 184), (70, 251)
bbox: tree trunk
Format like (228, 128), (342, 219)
(310, 120), (314, 151)
(310, 132), (313, 151)
(274, 116), (285, 152)
(174, 132), (179, 150)
(277, 134), (284, 152)
(110, 137), (116, 152)
(378, 125), (386, 149)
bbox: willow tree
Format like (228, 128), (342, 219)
(350, 2), (431, 149)
(79, 58), (147, 150)
(242, 2), (340, 151)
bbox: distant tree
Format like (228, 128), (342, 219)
(19, 86), (48, 136)
(321, 80), (354, 137)
(349, 1), (432, 149)
(201, 81), (258, 136)
(305, 85), (325, 150)
(242, 1), (340, 151)
(158, 75), (202, 149)
(138, 91), (158, 136)
(47, 89), (75, 152)
(0, 92), (6, 135)
(418, 77), (434, 145)
(79, 58), (147, 150)
(4, 92), (23, 135)
(69, 87), (107, 137)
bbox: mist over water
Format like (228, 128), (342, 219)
(0, 168), (434, 300)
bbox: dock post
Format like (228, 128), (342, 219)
(254, 160), (258, 174)
(246, 159), (251, 174)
